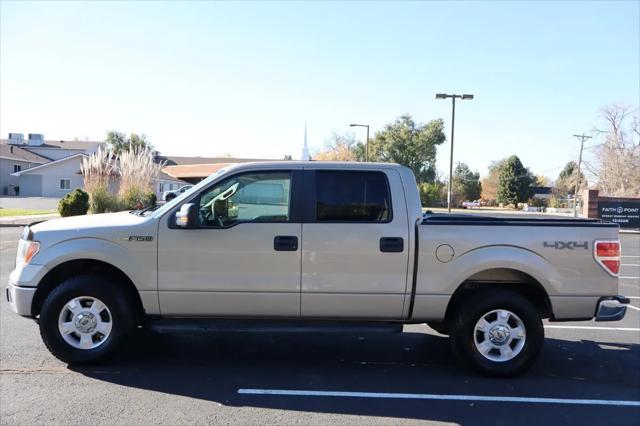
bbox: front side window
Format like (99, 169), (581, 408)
(198, 172), (291, 227)
(315, 171), (391, 222)
(59, 179), (70, 190)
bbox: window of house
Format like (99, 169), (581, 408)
(59, 179), (71, 190)
(13, 164), (22, 173)
(198, 172), (291, 227)
(159, 182), (164, 193)
(315, 171), (391, 222)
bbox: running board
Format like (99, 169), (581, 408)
(148, 319), (403, 334)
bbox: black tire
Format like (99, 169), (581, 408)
(38, 275), (136, 365)
(449, 288), (544, 377)
(426, 321), (450, 335)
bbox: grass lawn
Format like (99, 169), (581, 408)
(0, 208), (58, 217)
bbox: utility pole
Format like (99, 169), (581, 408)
(572, 133), (592, 217)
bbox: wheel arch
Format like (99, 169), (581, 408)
(31, 259), (145, 324)
(443, 267), (553, 326)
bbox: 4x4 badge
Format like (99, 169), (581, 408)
(543, 241), (588, 250)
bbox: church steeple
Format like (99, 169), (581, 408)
(301, 122), (310, 161)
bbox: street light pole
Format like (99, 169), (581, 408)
(436, 93), (474, 213)
(350, 123), (370, 162)
(572, 133), (592, 217)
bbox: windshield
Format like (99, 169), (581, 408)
(152, 168), (229, 218)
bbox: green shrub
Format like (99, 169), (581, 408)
(527, 197), (548, 208)
(119, 188), (144, 210)
(419, 182), (445, 207)
(58, 188), (89, 217)
(89, 186), (120, 214)
(142, 192), (157, 208)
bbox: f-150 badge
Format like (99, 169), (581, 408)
(543, 241), (588, 250)
(122, 236), (153, 242)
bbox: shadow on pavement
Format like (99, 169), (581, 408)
(71, 330), (640, 425)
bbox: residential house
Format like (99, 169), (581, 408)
(2, 133), (100, 197)
(531, 186), (552, 200)
(0, 141), (49, 195)
(12, 153), (87, 197)
(156, 171), (189, 197)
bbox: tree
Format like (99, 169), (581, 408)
(313, 132), (364, 161)
(370, 115), (446, 182)
(496, 155), (534, 206)
(535, 175), (551, 187)
(554, 161), (586, 196)
(481, 158), (507, 204)
(104, 131), (153, 154)
(419, 181), (446, 207)
(583, 105), (640, 197)
(452, 162), (482, 205)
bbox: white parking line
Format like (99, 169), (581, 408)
(626, 305), (640, 311)
(625, 296), (640, 299)
(620, 276), (640, 280)
(622, 256), (640, 258)
(237, 389), (640, 407)
(621, 264), (640, 267)
(544, 325), (640, 331)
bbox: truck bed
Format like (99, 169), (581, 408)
(411, 213), (619, 321)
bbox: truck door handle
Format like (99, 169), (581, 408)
(274, 236), (298, 251)
(380, 237), (404, 253)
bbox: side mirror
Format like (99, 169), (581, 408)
(175, 203), (198, 228)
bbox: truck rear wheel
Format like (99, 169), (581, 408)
(38, 275), (135, 364)
(449, 288), (544, 377)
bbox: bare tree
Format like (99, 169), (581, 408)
(313, 132), (364, 161)
(583, 105), (640, 197)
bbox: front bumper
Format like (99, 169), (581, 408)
(5, 283), (36, 317)
(595, 296), (629, 321)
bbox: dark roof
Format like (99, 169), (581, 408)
(0, 143), (50, 163)
(531, 186), (552, 195)
(0, 139), (100, 151)
(156, 155), (278, 166)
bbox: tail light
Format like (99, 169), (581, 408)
(594, 240), (620, 276)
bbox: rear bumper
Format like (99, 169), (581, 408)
(595, 296), (629, 322)
(5, 283), (35, 317)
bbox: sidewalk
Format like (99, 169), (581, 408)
(0, 213), (60, 227)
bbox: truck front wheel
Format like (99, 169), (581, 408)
(449, 288), (544, 377)
(38, 275), (135, 364)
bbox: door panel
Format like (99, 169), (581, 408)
(301, 169), (410, 319)
(157, 170), (301, 317)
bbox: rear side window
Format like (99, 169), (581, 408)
(315, 171), (392, 222)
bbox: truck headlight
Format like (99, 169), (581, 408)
(16, 239), (40, 267)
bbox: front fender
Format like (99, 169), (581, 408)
(33, 238), (156, 293)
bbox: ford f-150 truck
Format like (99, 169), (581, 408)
(5, 162), (629, 376)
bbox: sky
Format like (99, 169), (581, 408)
(1, 1), (638, 180)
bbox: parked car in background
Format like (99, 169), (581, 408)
(461, 200), (481, 209)
(163, 185), (193, 201)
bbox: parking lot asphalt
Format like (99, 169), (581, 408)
(0, 227), (638, 425)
